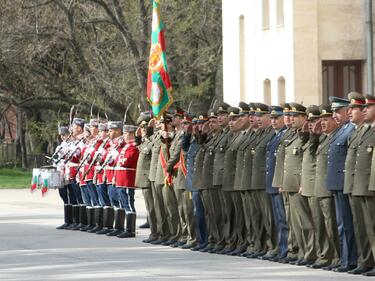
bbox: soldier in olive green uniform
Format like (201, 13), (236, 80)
(343, 92), (373, 274)
(364, 96), (375, 276)
(311, 105), (340, 269)
(299, 105), (320, 265)
(272, 104), (299, 263)
(281, 103), (312, 266)
(235, 103), (258, 257)
(154, 115), (182, 246)
(148, 124), (170, 245)
(250, 103), (278, 259)
(200, 110), (226, 253)
(135, 113), (158, 243)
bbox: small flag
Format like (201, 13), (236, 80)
(30, 175), (38, 192)
(147, 0), (173, 119)
(41, 178), (49, 197)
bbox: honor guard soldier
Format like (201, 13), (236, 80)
(115, 124), (140, 238)
(326, 96), (357, 272)
(135, 112), (159, 243)
(312, 104), (340, 269)
(343, 92), (370, 274)
(265, 106), (288, 261)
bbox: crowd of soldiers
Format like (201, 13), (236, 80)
(53, 91), (375, 276)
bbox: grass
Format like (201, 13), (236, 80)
(0, 168), (32, 189)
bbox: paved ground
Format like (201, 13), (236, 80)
(0, 189), (370, 281)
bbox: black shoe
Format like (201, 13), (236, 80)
(180, 243), (195, 249)
(289, 258), (304, 265)
(241, 251), (254, 258)
(248, 250), (267, 259)
(88, 225), (102, 233)
(106, 228), (124, 236)
(142, 237), (157, 243)
(308, 262), (330, 269)
(333, 265), (356, 272)
(139, 221), (150, 229)
(171, 241), (186, 248)
(96, 227), (113, 235)
(56, 223), (69, 230)
(217, 247), (235, 255)
(150, 239), (168, 245)
(161, 240), (177, 246)
(322, 263), (340, 271)
(228, 248), (246, 256)
(278, 256), (297, 264)
(191, 244), (207, 251)
(208, 246), (224, 254)
(200, 245), (215, 253)
(363, 268), (375, 276)
(348, 266), (373, 275)
(117, 231), (135, 238)
(269, 255), (283, 262)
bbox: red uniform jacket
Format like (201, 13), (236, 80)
(94, 141), (111, 185)
(114, 141), (139, 188)
(81, 137), (103, 183)
(105, 137), (124, 184)
(66, 137), (84, 181)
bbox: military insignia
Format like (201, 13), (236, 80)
(292, 147), (298, 155)
(351, 99), (356, 104)
(218, 107), (224, 111)
(321, 109), (327, 114)
(271, 110), (276, 115)
(308, 113), (313, 117)
(209, 151), (213, 156)
(220, 147), (223, 152)
(367, 146), (373, 153)
(251, 148), (255, 155)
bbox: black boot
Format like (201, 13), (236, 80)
(81, 207), (95, 231)
(117, 213), (136, 238)
(57, 204), (73, 229)
(97, 206), (115, 235)
(66, 205), (80, 229)
(72, 205), (87, 230)
(106, 208), (125, 236)
(88, 207), (104, 233)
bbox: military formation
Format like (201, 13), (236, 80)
(52, 91), (375, 276)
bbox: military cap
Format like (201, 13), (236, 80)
(159, 113), (173, 123)
(319, 104), (333, 117)
(208, 109), (217, 119)
(123, 124), (138, 132)
(248, 102), (256, 116)
(84, 124), (91, 133)
(238, 102), (250, 116)
(289, 102), (306, 115)
(254, 103), (270, 116)
(365, 94), (375, 106)
(173, 107), (185, 117)
(306, 105), (321, 120)
(108, 121), (123, 130)
(269, 106), (284, 118)
(137, 111), (152, 126)
(329, 96), (350, 111)
(89, 118), (99, 127)
(58, 126), (70, 136)
(196, 113), (208, 123)
(182, 113), (195, 124)
(72, 118), (85, 128)
(348, 91), (366, 108)
(283, 103), (292, 116)
(98, 122), (108, 131)
(216, 102), (230, 114)
(228, 106), (240, 117)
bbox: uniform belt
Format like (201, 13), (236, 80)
(115, 167), (136, 171)
(106, 167), (116, 170)
(67, 163), (80, 167)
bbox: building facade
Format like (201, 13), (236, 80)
(222, 0), (373, 105)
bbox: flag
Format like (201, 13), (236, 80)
(147, 0), (173, 119)
(30, 175), (38, 192)
(41, 178), (49, 197)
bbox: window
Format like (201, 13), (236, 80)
(263, 79), (271, 104)
(262, 0), (270, 29)
(278, 77), (286, 104)
(239, 15), (246, 101)
(322, 60), (363, 103)
(276, 0), (284, 26)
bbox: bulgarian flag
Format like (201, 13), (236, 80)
(30, 175), (38, 192)
(147, 0), (173, 119)
(41, 178), (49, 197)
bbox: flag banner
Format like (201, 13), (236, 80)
(30, 175), (38, 192)
(147, 0), (173, 119)
(41, 178), (49, 197)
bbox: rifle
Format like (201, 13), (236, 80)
(61, 136), (89, 164)
(46, 132), (73, 164)
(76, 137), (103, 172)
(82, 137), (110, 180)
(96, 137), (124, 173)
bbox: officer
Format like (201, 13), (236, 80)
(365, 96), (375, 277)
(149, 119), (170, 245)
(299, 105), (320, 265)
(184, 113), (208, 251)
(281, 103), (311, 266)
(265, 105), (288, 261)
(325, 96), (357, 272)
(135, 112), (159, 243)
(115, 124), (140, 238)
(155, 113), (181, 246)
(272, 103), (299, 264)
(55, 126), (75, 230)
(200, 108), (225, 253)
(343, 92), (371, 274)
(312, 104), (340, 269)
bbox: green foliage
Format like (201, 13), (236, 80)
(0, 168), (32, 189)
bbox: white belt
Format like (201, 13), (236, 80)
(67, 163), (79, 167)
(115, 167), (136, 171)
